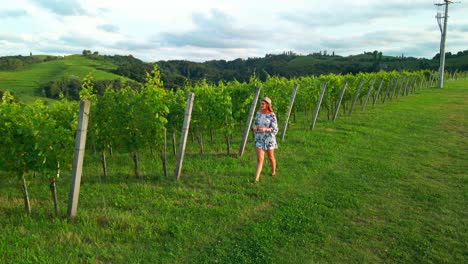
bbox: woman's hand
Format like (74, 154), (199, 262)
(254, 127), (270, 133)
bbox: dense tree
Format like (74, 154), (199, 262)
(41, 76), (81, 100)
(0, 55), (59, 70)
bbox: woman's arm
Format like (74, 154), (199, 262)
(269, 113), (279, 135)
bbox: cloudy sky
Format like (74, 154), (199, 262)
(1, 0), (467, 62)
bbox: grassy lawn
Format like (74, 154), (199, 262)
(0, 80), (466, 263)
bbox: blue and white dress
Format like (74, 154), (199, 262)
(253, 111), (278, 150)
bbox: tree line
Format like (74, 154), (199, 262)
(2, 49), (467, 100)
(0, 55), (58, 71)
(96, 49), (468, 90)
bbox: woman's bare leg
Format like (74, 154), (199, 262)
(266, 149), (276, 176)
(255, 148), (265, 182)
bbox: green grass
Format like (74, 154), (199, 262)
(1, 80), (467, 263)
(0, 55), (127, 103)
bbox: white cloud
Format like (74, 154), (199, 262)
(0, 0), (467, 61)
(29, 0), (89, 16)
(97, 24), (120, 33)
(0, 9), (29, 17)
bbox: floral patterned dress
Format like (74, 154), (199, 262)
(253, 111), (278, 150)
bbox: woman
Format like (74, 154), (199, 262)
(252, 97), (278, 182)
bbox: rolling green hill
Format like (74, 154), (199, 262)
(0, 55), (129, 102)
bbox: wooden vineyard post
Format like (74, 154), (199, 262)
(404, 77), (411, 96)
(172, 131), (177, 157)
(416, 76), (420, 91)
(310, 82), (326, 130)
(175, 92), (195, 181)
(412, 77), (418, 94)
(349, 78), (363, 115)
(372, 78), (384, 106)
(224, 115), (231, 155)
(404, 77), (411, 95)
(280, 84), (299, 141)
(419, 76), (424, 91)
(67, 100), (90, 220)
(407, 77), (412, 95)
(408, 77), (415, 94)
(332, 81), (347, 121)
(161, 128), (167, 178)
(21, 174), (31, 215)
(402, 77), (408, 96)
(390, 77), (400, 101)
(361, 78), (376, 111)
(382, 77), (393, 103)
(239, 87), (261, 157)
(101, 150), (107, 178)
(395, 77), (405, 99)
(402, 77), (410, 97)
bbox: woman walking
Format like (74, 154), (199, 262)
(252, 97), (278, 182)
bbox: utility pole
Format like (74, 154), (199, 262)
(435, 0), (457, 88)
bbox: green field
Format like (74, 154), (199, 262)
(0, 55), (127, 102)
(0, 80), (467, 263)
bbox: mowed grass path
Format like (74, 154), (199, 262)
(0, 81), (466, 263)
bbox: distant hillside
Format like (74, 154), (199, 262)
(0, 55), (131, 102)
(156, 50), (468, 88)
(1, 50), (467, 102)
